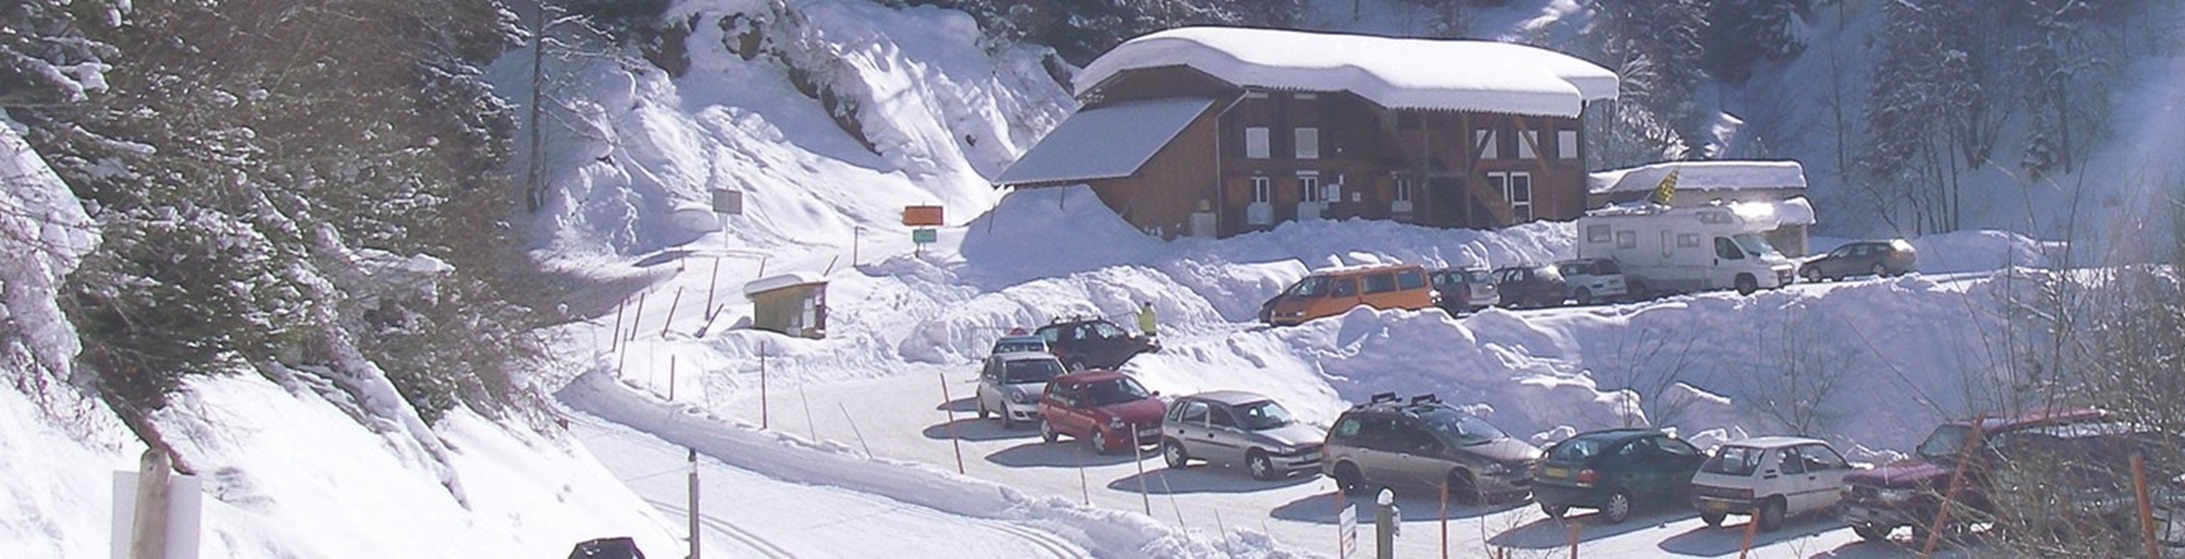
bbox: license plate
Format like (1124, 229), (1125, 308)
(1706, 501), (1729, 511)
(1136, 428), (1159, 440)
(1542, 467), (1569, 479)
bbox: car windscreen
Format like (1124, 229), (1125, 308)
(995, 341), (1044, 354)
(1419, 408), (1507, 446)
(1002, 359), (1063, 384)
(1548, 437), (1608, 463)
(1917, 424), (1973, 462)
(1464, 270), (1492, 283)
(1703, 446), (1765, 476)
(1085, 377), (1152, 406)
(1731, 233), (1782, 258)
(1235, 400), (1295, 430)
(1288, 276), (1331, 298)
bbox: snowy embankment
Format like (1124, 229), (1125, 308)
(561, 370), (1307, 558)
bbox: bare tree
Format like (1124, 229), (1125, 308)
(1733, 313), (1858, 437)
(1596, 323), (1712, 428)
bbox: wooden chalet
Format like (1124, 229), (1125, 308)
(994, 27), (1620, 239)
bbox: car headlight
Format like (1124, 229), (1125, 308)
(1009, 391), (1034, 405)
(1876, 488), (1913, 503)
(1481, 462), (1509, 476)
(1108, 417), (1125, 429)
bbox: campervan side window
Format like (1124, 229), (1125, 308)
(1615, 231), (1637, 249)
(1678, 233), (1701, 247)
(1586, 225), (1611, 243)
(1699, 211), (1734, 225)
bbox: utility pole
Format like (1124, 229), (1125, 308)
(687, 447), (701, 559)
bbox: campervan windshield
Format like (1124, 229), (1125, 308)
(1730, 233), (1781, 258)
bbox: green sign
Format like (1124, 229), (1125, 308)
(911, 228), (937, 244)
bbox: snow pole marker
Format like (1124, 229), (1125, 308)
(667, 355), (676, 401)
(1212, 507), (1227, 547)
(839, 402), (870, 458)
(1157, 465), (1184, 529)
(703, 257), (720, 322)
(1132, 428), (1150, 516)
(628, 290), (648, 343)
(610, 299), (625, 353)
(687, 447), (701, 559)
(1737, 509), (1757, 559)
(759, 351), (768, 430)
(2135, 454), (2160, 559)
(799, 377), (817, 442)
(1079, 458), (1090, 506)
(940, 370), (964, 475)
(1439, 479), (1448, 559)
(1567, 520), (1579, 559)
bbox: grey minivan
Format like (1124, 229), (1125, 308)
(1321, 393), (1543, 503)
(1159, 391), (1324, 480)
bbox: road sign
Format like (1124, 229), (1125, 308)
(902, 205), (943, 226)
(1337, 502), (1357, 558)
(911, 228), (937, 244)
(712, 188), (744, 215)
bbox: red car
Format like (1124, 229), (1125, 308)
(1037, 370), (1165, 454)
(1837, 408), (2110, 542)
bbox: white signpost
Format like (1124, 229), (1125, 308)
(111, 470), (201, 559)
(1337, 502), (1358, 559)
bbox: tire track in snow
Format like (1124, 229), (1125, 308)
(643, 497), (795, 558)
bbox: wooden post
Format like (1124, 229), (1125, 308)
(610, 299), (626, 352)
(660, 287), (683, 338)
(687, 447), (701, 559)
(128, 448), (171, 559)
(1737, 511), (1758, 559)
(667, 355), (677, 401)
(628, 291), (648, 342)
(1440, 480), (1449, 559)
(1079, 459), (1090, 506)
(759, 351), (768, 430)
(940, 371), (963, 474)
(1567, 521), (1580, 559)
(2134, 455), (2160, 559)
(839, 402), (870, 458)
(798, 379), (816, 441)
(1213, 507), (1228, 542)
(704, 257), (720, 320)
(1133, 428), (1150, 516)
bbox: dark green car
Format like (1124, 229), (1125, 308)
(1531, 428), (1707, 523)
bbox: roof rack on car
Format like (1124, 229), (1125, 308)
(1409, 394), (1440, 405)
(1365, 392), (1399, 406)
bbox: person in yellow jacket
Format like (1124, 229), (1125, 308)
(1136, 301), (1158, 339)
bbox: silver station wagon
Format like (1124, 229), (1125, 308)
(1158, 391), (1323, 480)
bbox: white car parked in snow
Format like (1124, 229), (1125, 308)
(976, 351), (1067, 429)
(1688, 436), (1857, 531)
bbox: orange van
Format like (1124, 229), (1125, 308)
(1260, 264), (1438, 326)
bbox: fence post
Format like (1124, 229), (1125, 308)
(1567, 521), (1579, 559)
(1921, 418), (1986, 558)
(628, 291), (648, 342)
(610, 299), (626, 353)
(1133, 428), (1150, 516)
(940, 371), (963, 474)
(1440, 480), (1449, 559)
(758, 352), (768, 430)
(1737, 510), (1757, 559)
(839, 402), (871, 458)
(687, 448), (701, 559)
(667, 355), (677, 401)
(704, 257), (721, 321)
(660, 287), (684, 338)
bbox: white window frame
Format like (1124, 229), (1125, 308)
(1244, 127), (1271, 159)
(1518, 130), (1539, 159)
(1250, 176), (1272, 203)
(1295, 127), (1320, 160)
(1558, 129), (1579, 160)
(1474, 129), (1498, 160)
(1298, 172), (1324, 203)
(1489, 171), (1533, 221)
(1394, 176), (1412, 202)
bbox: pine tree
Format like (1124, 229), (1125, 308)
(1589, 0), (1711, 162)
(1702, 0), (1807, 83)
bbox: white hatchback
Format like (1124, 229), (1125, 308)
(1688, 436), (1857, 531)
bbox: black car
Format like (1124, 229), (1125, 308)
(1492, 264), (1568, 308)
(1799, 239), (1918, 282)
(1034, 317), (1160, 371)
(1532, 428), (1707, 523)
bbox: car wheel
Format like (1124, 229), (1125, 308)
(1162, 439), (1189, 469)
(1447, 469), (1481, 505)
(1039, 419), (1058, 443)
(1246, 450), (1279, 481)
(1574, 288), (1594, 306)
(976, 399), (991, 420)
(1603, 491), (1633, 524)
(1626, 278), (1650, 299)
(1333, 462), (1366, 496)
(1090, 430), (1111, 455)
(1872, 263), (1888, 278)
(1540, 503), (1568, 520)
(1735, 274), (1759, 295)
(1757, 497), (1787, 532)
(1700, 511), (1726, 528)
(1852, 522), (1890, 542)
(1000, 410), (1018, 430)
(1802, 267), (1822, 283)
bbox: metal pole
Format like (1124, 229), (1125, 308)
(611, 299), (626, 352)
(704, 257), (720, 320)
(128, 448), (171, 559)
(667, 355), (677, 401)
(687, 447), (701, 559)
(2135, 455), (2160, 559)
(628, 291), (648, 342)
(1375, 488), (1396, 559)
(1440, 480), (1448, 559)
(940, 371), (963, 474)
(759, 352), (768, 430)
(798, 380), (817, 442)
(839, 402), (870, 458)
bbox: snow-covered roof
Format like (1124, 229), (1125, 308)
(1719, 436), (1827, 449)
(1075, 27), (1618, 118)
(1589, 160), (1808, 195)
(1731, 196), (1816, 226)
(743, 271), (827, 296)
(993, 97), (1214, 186)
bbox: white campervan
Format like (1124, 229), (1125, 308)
(1574, 202), (1798, 295)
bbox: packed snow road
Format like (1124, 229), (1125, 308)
(715, 360), (1935, 558)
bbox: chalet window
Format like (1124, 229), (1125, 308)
(1245, 127), (1271, 159)
(1295, 127), (1320, 159)
(1299, 172), (1323, 203)
(1250, 176), (1271, 203)
(1474, 129), (1498, 160)
(1615, 230), (1638, 249)
(1517, 130), (1539, 159)
(1489, 171), (1533, 221)
(1586, 224), (1611, 243)
(1394, 177), (1412, 202)
(1558, 130), (1579, 160)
